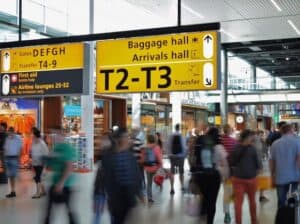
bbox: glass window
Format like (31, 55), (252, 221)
(67, 0), (89, 34)
(0, 0), (17, 15)
(23, 0), (44, 24)
(46, 8), (67, 31)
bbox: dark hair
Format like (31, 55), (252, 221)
(112, 128), (128, 140)
(32, 127), (41, 138)
(147, 134), (156, 144)
(175, 124), (180, 132)
(281, 124), (292, 135)
(278, 121), (287, 129)
(207, 127), (220, 145)
(0, 122), (7, 130)
(239, 129), (255, 142)
(156, 132), (161, 138)
(223, 124), (231, 135)
(8, 127), (14, 133)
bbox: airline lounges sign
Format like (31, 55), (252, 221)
(96, 31), (220, 93)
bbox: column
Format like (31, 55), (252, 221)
(251, 65), (257, 90)
(132, 93), (141, 128)
(221, 49), (228, 125)
(170, 92), (182, 131)
(80, 0), (94, 170)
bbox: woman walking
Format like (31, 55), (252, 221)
(31, 127), (49, 198)
(229, 129), (261, 224)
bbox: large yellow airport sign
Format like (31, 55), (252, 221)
(96, 31), (219, 93)
(1, 43), (83, 73)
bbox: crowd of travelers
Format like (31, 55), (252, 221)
(0, 120), (299, 224)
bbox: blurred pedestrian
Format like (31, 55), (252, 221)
(191, 127), (228, 224)
(229, 130), (261, 224)
(155, 132), (163, 152)
(0, 122), (7, 179)
(141, 134), (163, 204)
(102, 128), (142, 224)
(31, 127), (48, 199)
(166, 124), (187, 195)
(187, 128), (200, 169)
(4, 127), (22, 198)
(44, 128), (77, 224)
(221, 124), (237, 223)
(270, 124), (300, 209)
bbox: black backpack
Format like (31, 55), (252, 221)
(194, 136), (216, 171)
(171, 135), (183, 155)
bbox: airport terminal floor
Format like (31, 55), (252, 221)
(0, 161), (276, 224)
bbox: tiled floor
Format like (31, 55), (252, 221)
(0, 168), (277, 224)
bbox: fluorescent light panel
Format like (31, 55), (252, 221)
(220, 28), (237, 39)
(182, 4), (204, 19)
(249, 46), (262, 51)
(288, 20), (300, 35)
(270, 0), (282, 12)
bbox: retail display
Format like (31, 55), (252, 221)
(65, 136), (92, 173)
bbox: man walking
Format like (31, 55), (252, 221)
(270, 124), (300, 208)
(3, 127), (22, 198)
(167, 124), (186, 195)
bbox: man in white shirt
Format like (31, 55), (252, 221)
(4, 127), (22, 198)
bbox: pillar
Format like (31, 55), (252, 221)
(221, 49), (228, 125)
(251, 65), (257, 90)
(132, 93), (141, 128)
(170, 92), (182, 131)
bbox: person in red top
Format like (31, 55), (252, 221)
(221, 124), (238, 224)
(141, 134), (163, 204)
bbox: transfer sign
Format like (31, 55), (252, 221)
(96, 31), (220, 93)
(0, 43), (84, 96)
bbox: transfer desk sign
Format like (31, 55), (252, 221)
(96, 31), (220, 93)
(0, 43), (84, 97)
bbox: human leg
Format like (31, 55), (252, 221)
(170, 158), (176, 194)
(232, 178), (246, 224)
(206, 172), (221, 224)
(44, 186), (54, 224)
(146, 172), (154, 201)
(246, 178), (257, 224)
(64, 187), (77, 224)
(276, 184), (290, 209)
(178, 158), (185, 189)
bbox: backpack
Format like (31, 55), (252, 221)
(144, 147), (157, 166)
(195, 136), (216, 170)
(171, 135), (183, 155)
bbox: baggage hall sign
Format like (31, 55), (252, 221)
(96, 31), (220, 93)
(0, 43), (84, 97)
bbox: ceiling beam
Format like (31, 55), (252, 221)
(230, 49), (300, 57)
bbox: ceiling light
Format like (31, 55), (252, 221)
(270, 0), (282, 12)
(220, 28), (237, 39)
(249, 46), (262, 51)
(288, 20), (300, 35)
(182, 4), (204, 19)
(286, 57), (290, 61)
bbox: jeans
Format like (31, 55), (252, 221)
(93, 194), (106, 224)
(196, 170), (221, 224)
(232, 177), (257, 224)
(276, 182), (298, 209)
(146, 172), (155, 200)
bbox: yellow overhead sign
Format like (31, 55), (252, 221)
(1, 43), (84, 73)
(96, 31), (219, 93)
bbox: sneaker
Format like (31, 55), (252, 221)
(6, 192), (16, 198)
(224, 213), (231, 224)
(32, 194), (41, 199)
(170, 189), (175, 195)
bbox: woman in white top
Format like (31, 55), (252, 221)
(31, 127), (48, 199)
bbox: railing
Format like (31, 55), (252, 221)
(228, 80), (300, 91)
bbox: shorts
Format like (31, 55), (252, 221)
(170, 157), (185, 175)
(4, 158), (19, 178)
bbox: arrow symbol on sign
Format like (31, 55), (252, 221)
(205, 78), (212, 86)
(4, 52), (9, 58)
(204, 35), (212, 44)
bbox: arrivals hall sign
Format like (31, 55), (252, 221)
(96, 31), (220, 93)
(0, 43), (85, 97)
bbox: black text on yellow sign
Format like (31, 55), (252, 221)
(1, 43), (84, 73)
(96, 31), (219, 93)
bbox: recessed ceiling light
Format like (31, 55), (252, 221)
(220, 28), (237, 39)
(249, 46), (262, 51)
(182, 4), (204, 19)
(288, 20), (300, 35)
(286, 57), (290, 61)
(270, 0), (282, 12)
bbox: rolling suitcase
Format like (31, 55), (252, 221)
(275, 185), (300, 224)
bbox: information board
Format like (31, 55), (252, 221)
(0, 43), (85, 97)
(96, 31), (220, 93)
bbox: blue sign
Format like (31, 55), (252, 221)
(64, 105), (81, 117)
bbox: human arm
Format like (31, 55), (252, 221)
(269, 145), (276, 187)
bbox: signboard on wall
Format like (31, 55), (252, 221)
(96, 31), (220, 93)
(0, 43), (86, 97)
